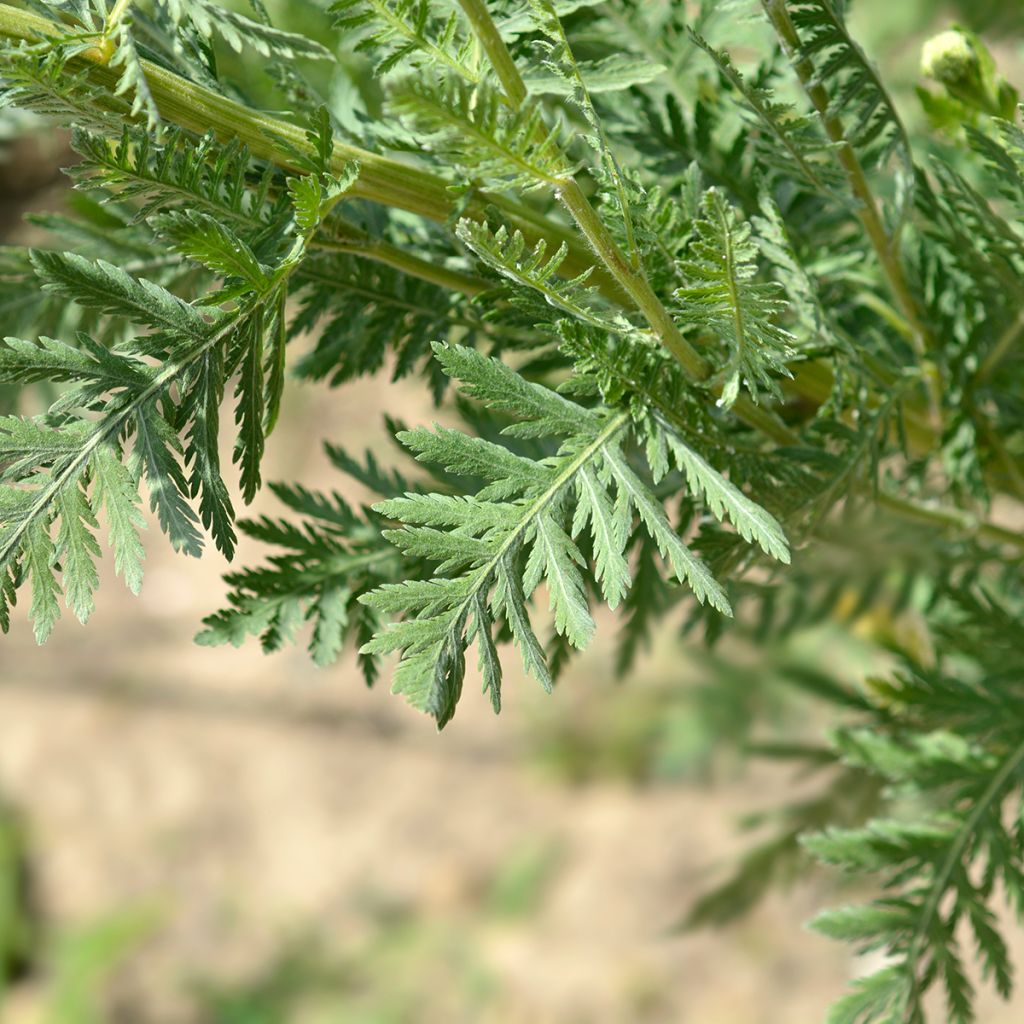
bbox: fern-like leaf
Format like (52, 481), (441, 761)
(361, 343), (730, 727)
(455, 218), (619, 331)
(186, 0), (334, 62)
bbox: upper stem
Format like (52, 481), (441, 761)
(456, 0), (526, 106)
(453, 1), (723, 375)
(761, 1), (931, 353)
(760, 0), (943, 429)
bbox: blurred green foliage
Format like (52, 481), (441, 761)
(39, 911), (160, 1024)
(191, 916), (496, 1024)
(0, 799), (37, 1000)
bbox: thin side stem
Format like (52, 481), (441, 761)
(761, 0), (933, 358)
(456, 0), (526, 106)
(875, 491), (1024, 553)
(315, 230), (489, 297)
(105, 0), (135, 31)
(556, 180), (707, 378)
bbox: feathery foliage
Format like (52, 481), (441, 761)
(363, 342), (745, 725)
(0, 1), (1023, 1019)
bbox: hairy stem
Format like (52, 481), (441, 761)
(760, 1), (930, 351)
(454, 1), (706, 367)
(456, 0), (526, 105)
(316, 228), (488, 297)
(556, 180), (707, 377)
(105, 0), (135, 31)
(452, 0), (805, 448)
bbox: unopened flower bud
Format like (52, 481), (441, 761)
(920, 30), (981, 90)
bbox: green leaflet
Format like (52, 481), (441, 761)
(68, 126), (283, 229)
(674, 188), (794, 407)
(662, 427), (791, 564)
(331, 0), (478, 80)
(690, 31), (842, 197)
(523, 53), (667, 97)
(152, 210), (270, 291)
(196, 478), (397, 678)
(456, 218), (619, 331)
(186, 0), (334, 62)
(783, 0), (912, 174)
(389, 76), (572, 191)
(30, 249), (210, 340)
(106, 9), (160, 130)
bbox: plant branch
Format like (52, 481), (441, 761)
(5, 1), (1024, 555)
(456, 0), (526, 105)
(0, 2), (605, 283)
(453, 1), (725, 383)
(875, 491), (1024, 553)
(315, 225), (489, 297)
(760, 1), (940, 397)
(104, 0), (135, 32)
(904, 735), (1024, 1006)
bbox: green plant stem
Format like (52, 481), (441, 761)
(875, 491), (1024, 553)
(760, 0), (943, 430)
(0, 2), (608, 284)
(555, 180), (706, 377)
(456, 0), (801, 437)
(452, 0), (803, 448)
(454, 2), (706, 367)
(456, 0), (526, 105)
(105, 0), (135, 31)
(788, 360), (935, 455)
(316, 227), (488, 297)
(760, 1), (931, 353)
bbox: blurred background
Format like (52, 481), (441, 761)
(1, 1), (1023, 1022)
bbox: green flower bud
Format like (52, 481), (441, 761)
(920, 29), (981, 90)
